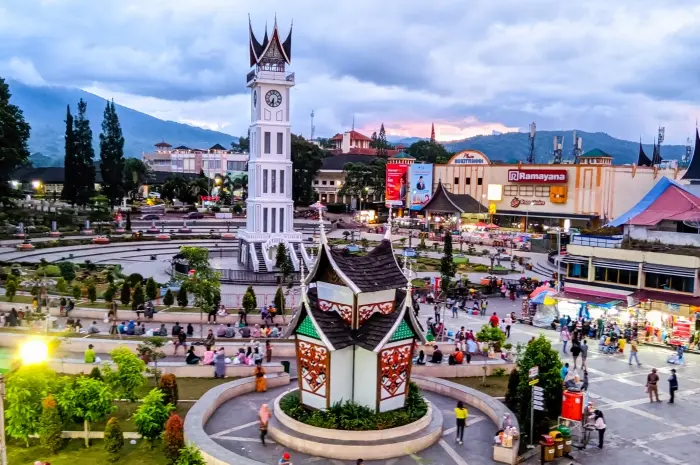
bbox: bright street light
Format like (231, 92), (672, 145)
(19, 338), (49, 365)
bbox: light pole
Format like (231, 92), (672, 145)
(556, 227), (562, 291)
(408, 190), (416, 248)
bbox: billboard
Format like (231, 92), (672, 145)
(408, 164), (433, 211)
(507, 169), (568, 183)
(447, 150), (490, 165)
(385, 164), (409, 207)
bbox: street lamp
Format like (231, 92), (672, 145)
(20, 338), (49, 365)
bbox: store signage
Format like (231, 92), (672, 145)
(448, 150), (490, 165)
(533, 400), (545, 408)
(385, 164), (409, 207)
(528, 366), (539, 379)
(200, 195), (219, 202)
(532, 386), (543, 393)
(533, 392), (544, 401)
(507, 169), (568, 183)
(528, 378), (539, 386)
(510, 197), (546, 208)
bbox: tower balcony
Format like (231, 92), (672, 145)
(247, 66), (295, 86)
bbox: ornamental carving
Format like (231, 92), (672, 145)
(298, 340), (328, 394)
(358, 301), (395, 325)
(318, 298), (353, 326)
(379, 344), (413, 399)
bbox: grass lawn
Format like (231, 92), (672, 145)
(9, 438), (169, 465)
(452, 375), (510, 398)
(0, 295), (35, 304)
(134, 376), (237, 401)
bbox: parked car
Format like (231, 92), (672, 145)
(140, 214), (161, 220)
(182, 212), (204, 219)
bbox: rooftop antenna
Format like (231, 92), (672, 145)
(572, 131), (583, 164)
(552, 135), (564, 164)
(310, 110), (316, 141)
(527, 122), (536, 164)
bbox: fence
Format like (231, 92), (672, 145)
(220, 292), (300, 310)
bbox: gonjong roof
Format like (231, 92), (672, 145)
(420, 180), (486, 214)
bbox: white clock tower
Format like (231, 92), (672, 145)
(238, 18), (306, 273)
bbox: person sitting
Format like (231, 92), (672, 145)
(84, 344), (96, 363)
(430, 345), (443, 363)
(204, 329), (216, 347)
(233, 348), (247, 365)
(202, 345), (215, 366)
(275, 324), (283, 337)
(271, 325), (279, 338)
(252, 347), (264, 365)
(217, 304), (228, 318)
(224, 323), (236, 338)
(145, 327), (155, 337)
(134, 323), (145, 336)
(252, 324), (261, 338)
(117, 321), (126, 334)
(454, 346), (465, 364)
(415, 350), (426, 365)
(158, 323), (168, 336)
(216, 324), (227, 338)
(87, 321), (100, 334)
(126, 320), (136, 335)
(144, 302), (155, 320)
(185, 346), (200, 365)
(239, 325), (251, 338)
(186, 323), (194, 337)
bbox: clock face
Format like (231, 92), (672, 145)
(253, 90), (257, 107)
(265, 90), (282, 107)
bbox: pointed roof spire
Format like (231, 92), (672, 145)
(682, 128), (700, 181)
(430, 123), (436, 143)
(383, 206), (393, 240)
(651, 137), (663, 165)
(637, 139), (652, 167)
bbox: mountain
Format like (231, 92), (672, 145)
(6, 80), (237, 166)
(386, 136), (424, 146)
(441, 130), (686, 164)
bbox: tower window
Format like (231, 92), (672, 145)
(466, 178), (471, 185)
(280, 208), (285, 232)
(454, 177), (459, 185)
(271, 170), (277, 194)
(264, 132), (271, 154)
(271, 208), (276, 233)
(263, 169), (268, 194)
(280, 170), (285, 194)
(277, 132), (283, 154)
(263, 208), (268, 232)
(477, 178), (483, 186)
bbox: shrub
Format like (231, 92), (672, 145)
(163, 289), (174, 306)
(176, 287), (188, 307)
(103, 283), (117, 303)
(55, 277), (68, 295)
(175, 445), (206, 465)
(159, 373), (179, 407)
(145, 277), (158, 301)
(133, 388), (174, 447)
(492, 367), (507, 377)
(87, 284), (97, 303)
(274, 287), (285, 315)
(88, 366), (103, 380)
(57, 262), (76, 282)
(71, 284), (82, 300)
(120, 281), (131, 306)
(41, 265), (62, 277)
(5, 280), (17, 301)
(127, 273), (144, 287)
(132, 283), (145, 310)
(104, 347), (146, 402)
(163, 414), (185, 464)
(242, 285), (256, 313)
(476, 324), (506, 347)
(103, 417), (124, 462)
(39, 394), (64, 454)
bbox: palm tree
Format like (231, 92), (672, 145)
(232, 174), (248, 200)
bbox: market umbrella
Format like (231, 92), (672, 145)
(529, 285), (554, 299)
(530, 289), (556, 305)
(485, 223), (500, 229)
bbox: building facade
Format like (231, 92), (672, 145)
(143, 142), (248, 178)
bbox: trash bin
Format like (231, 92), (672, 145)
(549, 431), (564, 458)
(281, 361), (290, 374)
(558, 426), (572, 455)
(540, 435), (556, 462)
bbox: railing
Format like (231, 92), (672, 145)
(246, 70), (256, 83)
(570, 234), (623, 249)
(248, 244), (259, 272)
(287, 242), (300, 271)
(300, 244), (315, 269)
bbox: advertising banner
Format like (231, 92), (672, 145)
(448, 150), (490, 165)
(507, 169), (568, 183)
(385, 164), (409, 207)
(408, 163), (433, 210)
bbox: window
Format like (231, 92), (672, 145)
(519, 186), (534, 196)
(277, 132), (284, 154)
(594, 266), (638, 286)
(567, 263), (589, 279)
(314, 180), (319, 185)
(264, 132), (271, 154)
(329, 180), (335, 185)
(227, 161), (246, 171)
(645, 272), (694, 293)
(322, 180), (327, 185)
(477, 178), (483, 186)
(454, 177), (460, 185)
(279, 208), (285, 232)
(504, 185), (518, 196)
(271, 170), (277, 194)
(263, 208), (268, 232)
(535, 186), (551, 197)
(465, 178), (471, 185)
(263, 169), (268, 194)
(280, 170), (285, 194)
(271, 208), (276, 233)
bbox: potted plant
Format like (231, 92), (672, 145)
(503, 343), (514, 361)
(476, 324), (506, 353)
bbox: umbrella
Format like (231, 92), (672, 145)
(530, 285), (553, 298)
(531, 289), (556, 305)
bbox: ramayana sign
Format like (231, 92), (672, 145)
(507, 169), (568, 183)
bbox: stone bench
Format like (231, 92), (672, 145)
(412, 360), (514, 378)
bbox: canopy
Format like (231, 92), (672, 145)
(530, 284), (554, 298)
(530, 290), (557, 305)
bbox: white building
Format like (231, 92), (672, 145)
(143, 142), (248, 178)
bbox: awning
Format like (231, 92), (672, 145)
(631, 290), (700, 307)
(555, 291), (623, 308)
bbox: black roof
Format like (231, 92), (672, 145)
(637, 142), (652, 167)
(651, 141), (663, 165)
(421, 180), (486, 214)
(329, 239), (407, 292)
(321, 153), (378, 170)
(209, 144), (227, 151)
(305, 288), (354, 349)
(354, 289), (406, 351)
(174, 145), (190, 150)
(682, 129), (700, 181)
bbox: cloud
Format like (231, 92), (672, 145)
(2, 0), (700, 143)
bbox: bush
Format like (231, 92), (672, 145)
(55, 277), (68, 295)
(133, 388), (175, 447)
(159, 373), (179, 407)
(104, 347), (146, 402)
(57, 262), (76, 282)
(72, 284), (82, 300)
(476, 324), (506, 348)
(104, 283), (117, 303)
(40, 265), (62, 277)
(176, 287), (188, 307)
(163, 414), (185, 464)
(132, 283), (145, 311)
(274, 287), (285, 315)
(127, 273), (144, 287)
(88, 366), (103, 380)
(145, 277), (158, 301)
(175, 445), (206, 465)
(87, 284), (97, 303)
(104, 417), (124, 462)
(279, 383), (427, 430)
(39, 394), (63, 454)
(242, 285), (256, 313)
(120, 281), (131, 306)
(163, 289), (174, 306)
(5, 280), (17, 301)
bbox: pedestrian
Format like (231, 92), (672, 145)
(504, 313), (512, 338)
(481, 298), (488, 316)
(265, 340), (273, 363)
(451, 299), (458, 318)
(596, 316), (604, 339)
(457, 326), (466, 352)
(489, 312), (499, 328)
(560, 326), (570, 353)
(500, 284), (507, 298)
(571, 341), (581, 369)
(669, 368), (678, 404)
(561, 362), (569, 380)
(646, 368), (660, 402)
(580, 339), (588, 369)
(454, 400), (468, 445)
(259, 403), (271, 445)
(629, 339), (641, 366)
(434, 305), (440, 324)
(174, 329), (187, 355)
(593, 409), (606, 449)
(279, 452), (292, 464)
(214, 347), (226, 378)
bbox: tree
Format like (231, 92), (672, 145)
(406, 140), (451, 164)
(177, 247), (221, 337)
(5, 279), (17, 301)
(123, 158), (151, 199)
(133, 388), (175, 447)
(39, 394), (64, 454)
(57, 376), (115, 447)
(5, 366), (61, 445)
(104, 347), (146, 402)
(159, 373), (179, 407)
(72, 99), (97, 207)
(274, 287), (285, 318)
(56, 277), (68, 295)
(163, 414), (185, 464)
(175, 445), (207, 465)
(61, 104), (78, 205)
(163, 289), (174, 306)
(160, 175), (189, 203)
(137, 337), (167, 383)
(126, 210), (132, 231)
(72, 284), (82, 300)
(275, 243), (293, 282)
(338, 158), (386, 204)
(377, 123), (389, 157)
(86, 283), (97, 303)
(291, 134), (326, 205)
(132, 283), (145, 310)
(0, 78), (31, 205)
(176, 287), (188, 307)
(89, 366), (103, 380)
(120, 281), (131, 306)
(99, 101), (126, 207)
(104, 417), (124, 462)
(146, 277), (158, 302)
(104, 283), (117, 302)
(242, 285), (257, 314)
(58, 261), (76, 282)
(440, 232), (456, 279)
(231, 130), (249, 153)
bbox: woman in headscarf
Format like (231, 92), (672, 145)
(126, 320), (136, 335)
(8, 308), (18, 327)
(254, 363), (267, 392)
(259, 404), (271, 445)
(593, 409), (606, 449)
(214, 347), (227, 378)
(252, 324), (261, 338)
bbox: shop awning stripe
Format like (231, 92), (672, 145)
(561, 255), (589, 265)
(591, 259), (639, 271)
(641, 264), (696, 278)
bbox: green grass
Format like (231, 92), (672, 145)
(0, 295), (35, 304)
(8, 438), (169, 465)
(451, 375), (509, 398)
(134, 377), (237, 401)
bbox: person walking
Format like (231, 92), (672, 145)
(504, 313), (512, 338)
(259, 403), (271, 445)
(669, 369), (678, 404)
(560, 326), (570, 354)
(451, 299), (458, 318)
(571, 341), (582, 369)
(481, 298), (488, 316)
(629, 339), (641, 366)
(454, 401), (468, 445)
(580, 339), (589, 369)
(265, 340), (273, 363)
(279, 452), (292, 464)
(647, 368), (661, 402)
(593, 409), (606, 449)
(434, 305), (441, 324)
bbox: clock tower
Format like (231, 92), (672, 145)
(239, 18), (306, 274)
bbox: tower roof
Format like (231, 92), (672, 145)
(155, 141), (172, 148)
(682, 129), (700, 181)
(420, 180), (486, 214)
(651, 140), (663, 165)
(637, 141), (652, 167)
(249, 18), (292, 67)
(327, 239), (408, 292)
(209, 143), (227, 151)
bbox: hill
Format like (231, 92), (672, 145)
(442, 130), (686, 164)
(6, 80), (237, 167)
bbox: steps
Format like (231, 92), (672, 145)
(254, 243), (268, 272)
(292, 243), (308, 273)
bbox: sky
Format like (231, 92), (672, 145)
(1, 0), (700, 144)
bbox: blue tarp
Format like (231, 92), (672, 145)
(607, 177), (691, 227)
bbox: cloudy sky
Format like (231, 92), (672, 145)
(1, 0), (700, 143)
